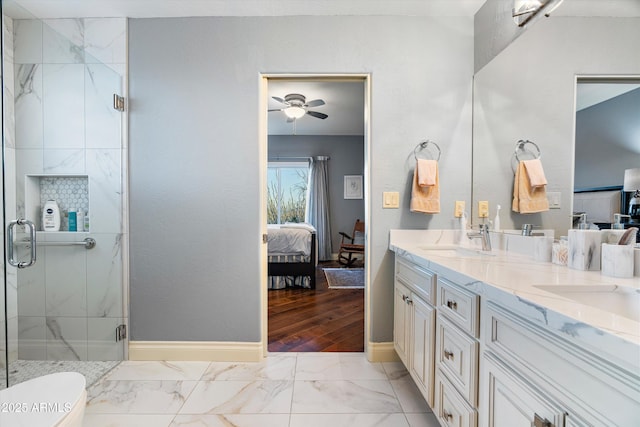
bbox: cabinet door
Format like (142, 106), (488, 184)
(394, 280), (412, 366)
(482, 354), (565, 427)
(410, 293), (435, 407)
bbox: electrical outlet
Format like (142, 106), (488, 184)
(547, 191), (561, 209)
(383, 191), (399, 209)
(454, 201), (465, 218)
(478, 201), (489, 218)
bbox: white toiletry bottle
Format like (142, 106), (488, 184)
(494, 204), (501, 232)
(459, 211), (468, 245)
(77, 209), (84, 232)
(42, 200), (61, 232)
(68, 208), (77, 232)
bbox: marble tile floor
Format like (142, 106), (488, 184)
(9, 359), (120, 388)
(83, 352), (440, 427)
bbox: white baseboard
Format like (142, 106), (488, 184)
(129, 341), (263, 362)
(367, 341), (399, 363)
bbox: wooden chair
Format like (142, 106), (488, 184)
(338, 219), (365, 266)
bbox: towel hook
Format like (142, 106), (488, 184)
(514, 139), (541, 162)
(413, 140), (441, 162)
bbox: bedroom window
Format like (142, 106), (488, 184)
(267, 162), (309, 224)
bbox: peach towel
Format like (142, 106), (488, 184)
(410, 161), (440, 213)
(512, 161), (549, 213)
(417, 159), (438, 187)
(522, 158), (547, 187)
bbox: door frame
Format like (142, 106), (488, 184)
(259, 73), (372, 356)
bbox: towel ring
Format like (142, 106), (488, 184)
(413, 140), (441, 162)
(514, 139), (541, 162)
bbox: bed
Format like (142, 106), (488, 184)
(267, 223), (317, 289)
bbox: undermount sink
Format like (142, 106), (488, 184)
(534, 284), (640, 322)
(417, 244), (495, 258)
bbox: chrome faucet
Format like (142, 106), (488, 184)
(467, 224), (492, 251)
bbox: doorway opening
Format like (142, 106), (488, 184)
(260, 75), (370, 353)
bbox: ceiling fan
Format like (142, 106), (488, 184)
(269, 93), (328, 122)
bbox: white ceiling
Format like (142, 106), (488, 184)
(267, 80), (365, 136)
(3, 0), (487, 19)
(576, 82), (640, 111)
(5, 0), (640, 19)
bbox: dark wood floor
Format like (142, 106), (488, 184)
(268, 261), (364, 352)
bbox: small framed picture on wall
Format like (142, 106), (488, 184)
(344, 175), (363, 199)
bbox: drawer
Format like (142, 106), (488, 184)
(434, 370), (477, 427)
(436, 314), (478, 406)
(437, 278), (479, 337)
(396, 257), (436, 305)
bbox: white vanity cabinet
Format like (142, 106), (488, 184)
(394, 257), (437, 406)
(434, 277), (480, 426)
(481, 301), (640, 426)
(391, 241), (640, 427)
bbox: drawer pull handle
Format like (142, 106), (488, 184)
(443, 410), (454, 421)
(446, 300), (458, 310)
(402, 295), (407, 302)
(444, 349), (454, 360)
(533, 414), (552, 427)
(405, 297), (413, 305)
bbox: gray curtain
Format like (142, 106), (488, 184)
(306, 156), (332, 260)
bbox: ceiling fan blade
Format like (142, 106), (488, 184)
(305, 99), (325, 107)
(268, 108), (285, 112)
(307, 110), (328, 119)
(272, 96), (288, 105)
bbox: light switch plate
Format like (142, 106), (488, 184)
(478, 200), (489, 218)
(454, 201), (465, 218)
(383, 191), (399, 208)
(547, 191), (561, 209)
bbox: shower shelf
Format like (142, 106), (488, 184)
(24, 175), (90, 232)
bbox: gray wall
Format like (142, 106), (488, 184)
(129, 16), (473, 343)
(268, 135), (365, 253)
(575, 87), (640, 190)
(474, 0), (528, 72)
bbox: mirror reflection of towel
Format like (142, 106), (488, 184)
(522, 159), (547, 187)
(513, 161), (549, 213)
(411, 161), (440, 214)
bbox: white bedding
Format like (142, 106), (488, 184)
(267, 223), (316, 256)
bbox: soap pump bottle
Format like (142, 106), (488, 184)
(612, 213), (630, 230)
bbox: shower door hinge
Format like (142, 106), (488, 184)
(116, 324), (127, 341)
(113, 94), (125, 112)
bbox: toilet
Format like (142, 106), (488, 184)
(0, 372), (86, 427)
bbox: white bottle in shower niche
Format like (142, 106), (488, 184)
(42, 200), (61, 231)
(77, 209), (85, 232)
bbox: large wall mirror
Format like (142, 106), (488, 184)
(473, 15), (640, 236)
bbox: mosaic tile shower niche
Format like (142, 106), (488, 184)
(39, 176), (89, 231)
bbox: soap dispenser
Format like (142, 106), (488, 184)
(613, 213), (630, 230)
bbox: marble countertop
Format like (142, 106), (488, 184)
(389, 229), (640, 372)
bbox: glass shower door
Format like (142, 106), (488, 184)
(1, 0), (128, 388)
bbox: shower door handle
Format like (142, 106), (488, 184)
(7, 219), (37, 268)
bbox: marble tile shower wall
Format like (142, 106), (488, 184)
(1, 15), (17, 383)
(10, 17), (127, 362)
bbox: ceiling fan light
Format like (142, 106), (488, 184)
(284, 106), (306, 119)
